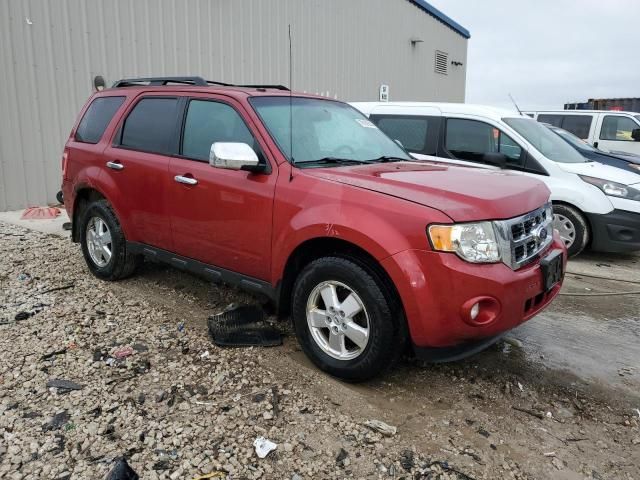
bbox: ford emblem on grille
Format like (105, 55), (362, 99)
(534, 226), (548, 244)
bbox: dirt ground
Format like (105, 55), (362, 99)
(1, 221), (639, 479)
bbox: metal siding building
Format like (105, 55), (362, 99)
(0, 0), (468, 211)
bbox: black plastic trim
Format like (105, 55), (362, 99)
(585, 209), (640, 253)
(413, 333), (506, 363)
(128, 242), (277, 301)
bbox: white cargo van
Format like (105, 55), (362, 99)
(351, 102), (640, 257)
(526, 110), (640, 155)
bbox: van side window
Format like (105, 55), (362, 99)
(561, 115), (592, 140)
(120, 98), (179, 154)
(445, 118), (523, 166)
(181, 100), (258, 161)
(374, 116), (428, 152)
(600, 116), (638, 141)
(75, 96), (125, 144)
(537, 114), (563, 127)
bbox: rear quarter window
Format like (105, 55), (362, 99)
(75, 96), (126, 144)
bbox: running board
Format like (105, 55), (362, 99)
(127, 242), (277, 301)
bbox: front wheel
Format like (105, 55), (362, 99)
(291, 257), (403, 382)
(552, 203), (589, 257)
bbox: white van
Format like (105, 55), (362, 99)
(526, 110), (640, 155)
(351, 102), (640, 256)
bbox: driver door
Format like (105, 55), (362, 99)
(167, 96), (277, 281)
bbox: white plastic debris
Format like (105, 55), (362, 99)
(517, 382), (524, 391)
(546, 411), (553, 418)
(634, 408), (640, 419)
(364, 419), (397, 437)
(253, 436), (277, 458)
(200, 350), (210, 359)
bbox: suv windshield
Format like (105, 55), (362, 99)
(550, 126), (598, 152)
(250, 96), (410, 165)
(504, 117), (588, 163)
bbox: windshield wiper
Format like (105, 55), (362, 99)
(366, 155), (409, 163)
(300, 157), (374, 165)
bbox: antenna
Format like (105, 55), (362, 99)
(509, 93), (523, 116)
(288, 24), (294, 181)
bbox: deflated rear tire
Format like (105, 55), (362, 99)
(292, 256), (403, 382)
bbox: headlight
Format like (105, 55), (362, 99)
(428, 222), (501, 263)
(579, 175), (640, 201)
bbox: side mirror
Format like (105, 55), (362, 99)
(483, 152), (508, 169)
(632, 128), (640, 142)
(209, 142), (262, 172)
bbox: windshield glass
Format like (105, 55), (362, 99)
(503, 117), (588, 163)
(249, 96), (410, 164)
(551, 127), (597, 152)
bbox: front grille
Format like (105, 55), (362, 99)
(495, 203), (553, 270)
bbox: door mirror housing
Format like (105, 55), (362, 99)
(483, 152), (508, 169)
(209, 142), (262, 172)
(631, 128), (640, 142)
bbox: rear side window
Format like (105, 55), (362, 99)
(600, 115), (639, 141)
(120, 98), (179, 154)
(537, 114), (563, 127)
(75, 96), (125, 144)
(375, 116), (428, 151)
(560, 115), (592, 139)
(445, 118), (523, 165)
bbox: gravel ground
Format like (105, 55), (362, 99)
(1, 221), (639, 480)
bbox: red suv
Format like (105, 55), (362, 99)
(62, 77), (566, 381)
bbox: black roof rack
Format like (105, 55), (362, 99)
(112, 76), (289, 91)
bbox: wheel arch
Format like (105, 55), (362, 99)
(551, 200), (592, 249)
(71, 187), (107, 242)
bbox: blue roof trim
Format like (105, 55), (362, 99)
(407, 0), (470, 39)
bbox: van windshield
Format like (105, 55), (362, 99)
(249, 96), (410, 165)
(550, 127), (598, 152)
(504, 117), (589, 163)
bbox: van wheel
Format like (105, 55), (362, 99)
(79, 199), (140, 280)
(552, 204), (589, 257)
(291, 257), (402, 382)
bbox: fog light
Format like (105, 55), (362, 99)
(470, 302), (480, 320)
(460, 296), (501, 327)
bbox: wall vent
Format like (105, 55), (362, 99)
(434, 50), (448, 75)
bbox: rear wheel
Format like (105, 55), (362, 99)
(552, 203), (589, 257)
(291, 257), (403, 382)
(79, 199), (140, 280)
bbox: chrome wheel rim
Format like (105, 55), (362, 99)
(553, 213), (576, 248)
(86, 216), (113, 267)
(306, 280), (370, 361)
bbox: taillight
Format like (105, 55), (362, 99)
(62, 150), (69, 178)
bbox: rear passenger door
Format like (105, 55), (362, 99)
(102, 95), (180, 250)
(167, 95), (277, 281)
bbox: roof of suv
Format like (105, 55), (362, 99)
(350, 101), (524, 122)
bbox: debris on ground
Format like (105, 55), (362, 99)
(207, 304), (282, 347)
(253, 437), (277, 458)
(192, 472), (227, 479)
(46, 378), (84, 393)
(20, 206), (61, 220)
(113, 345), (135, 360)
(364, 419), (397, 437)
(42, 411), (71, 431)
(41, 348), (68, 360)
(105, 457), (139, 480)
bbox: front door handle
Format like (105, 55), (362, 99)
(106, 161), (124, 171)
(174, 175), (198, 186)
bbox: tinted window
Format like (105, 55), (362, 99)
(375, 116), (428, 151)
(537, 114), (563, 127)
(182, 100), (256, 161)
(600, 115), (639, 141)
(75, 96), (125, 143)
(121, 98), (179, 154)
(561, 115), (592, 139)
(445, 118), (523, 166)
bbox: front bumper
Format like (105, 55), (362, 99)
(586, 209), (640, 253)
(381, 233), (566, 350)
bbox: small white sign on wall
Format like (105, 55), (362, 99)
(379, 84), (389, 102)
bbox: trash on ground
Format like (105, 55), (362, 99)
(42, 411), (71, 431)
(511, 406), (545, 420)
(113, 346), (135, 360)
(41, 348), (67, 361)
(253, 436), (277, 458)
(47, 378), (84, 393)
(336, 447), (348, 463)
(364, 419), (397, 437)
(192, 472), (227, 479)
(208, 304), (282, 347)
(634, 408), (640, 418)
(400, 449), (415, 472)
(105, 457), (139, 480)
(62, 222), (72, 231)
(14, 311), (34, 321)
(20, 206), (61, 220)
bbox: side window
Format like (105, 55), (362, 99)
(561, 115), (592, 139)
(600, 116), (639, 141)
(75, 96), (125, 144)
(445, 118), (523, 166)
(374, 116), (428, 152)
(537, 114), (563, 127)
(120, 98), (179, 154)
(182, 100), (258, 161)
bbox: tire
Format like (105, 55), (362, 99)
(79, 199), (140, 280)
(552, 203), (589, 257)
(291, 256), (403, 382)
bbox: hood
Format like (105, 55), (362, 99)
(556, 161), (640, 185)
(304, 162), (550, 222)
(607, 150), (640, 163)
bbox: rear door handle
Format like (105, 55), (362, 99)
(106, 161), (124, 170)
(174, 175), (198, 186)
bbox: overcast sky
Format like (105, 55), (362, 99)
(428, 0), (640, 110)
